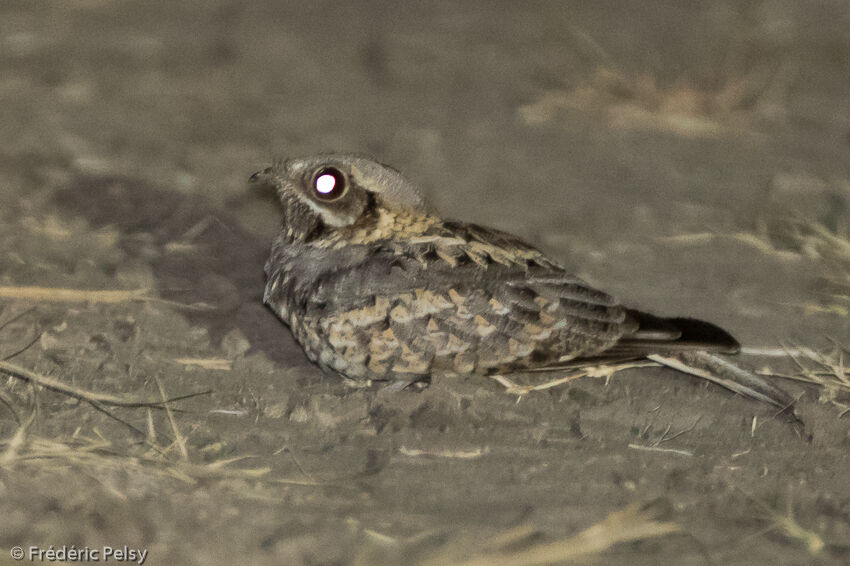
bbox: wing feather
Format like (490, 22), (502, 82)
(274, 219), (741, 378)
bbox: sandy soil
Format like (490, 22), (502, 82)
(1, 2), (849, 565)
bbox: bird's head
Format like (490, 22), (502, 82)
(251, 154), (430, 243)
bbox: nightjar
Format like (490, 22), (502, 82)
(254, 154), (793, 412)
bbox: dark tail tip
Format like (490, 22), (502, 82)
(667, 317), (740, 353)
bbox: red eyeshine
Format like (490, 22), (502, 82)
(312, 167), (346, 200)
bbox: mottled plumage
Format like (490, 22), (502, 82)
(254, 154), (794, 413)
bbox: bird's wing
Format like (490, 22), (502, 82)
(395, 221), (743, 365)
(296, 218), (744, 371)
(270, 216), (795, 413)
(286, 223), (630, 374)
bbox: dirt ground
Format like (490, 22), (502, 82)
(1, 2), (849, 565)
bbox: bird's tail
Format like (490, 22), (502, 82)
(648, 351), (798, 419)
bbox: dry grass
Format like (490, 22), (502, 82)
(352, 501), (679, 566)
(0, 285), (150, 303)
(627, 416), (701, 458)
(517, 25), (795, 136)
(0, 360), (209, 409)
(658, 231), (803, 260)
(0, 367), (271, 490)
(175, 357), (233, 370)
(0, 285), (214, 311)
(773, 221), (850, 311)
(0, 359), (323, 493)
(398, 446), (488, 459)
(0, 431), (271, 488)
(0, 352), (258, 485)
(490, 361), (657, 396)
(659, 179), (850, 414)
(742, 486), (825, 556)
(760, 178), (850, 312)
(757, 344), (850, 416)
(518, 63), (792, 137)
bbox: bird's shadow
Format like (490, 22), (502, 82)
(51, 174), (308, 369)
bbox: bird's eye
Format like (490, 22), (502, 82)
(311, 167), (347, 201)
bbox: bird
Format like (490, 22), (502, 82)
(253, 153), (795, 415)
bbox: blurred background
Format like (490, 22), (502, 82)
(1, 2), (850, 564)
(3, 1), (849, 331)
(3, 1), (848, 228)
(2, 1), (849, 320)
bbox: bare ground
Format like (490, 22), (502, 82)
(1, 2), (849, 565)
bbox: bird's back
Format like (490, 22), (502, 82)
(264, 214), (678, 382)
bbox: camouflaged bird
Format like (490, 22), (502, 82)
(254, 154), (794, 412)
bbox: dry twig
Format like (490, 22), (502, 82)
(0, 286), (149, 304)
